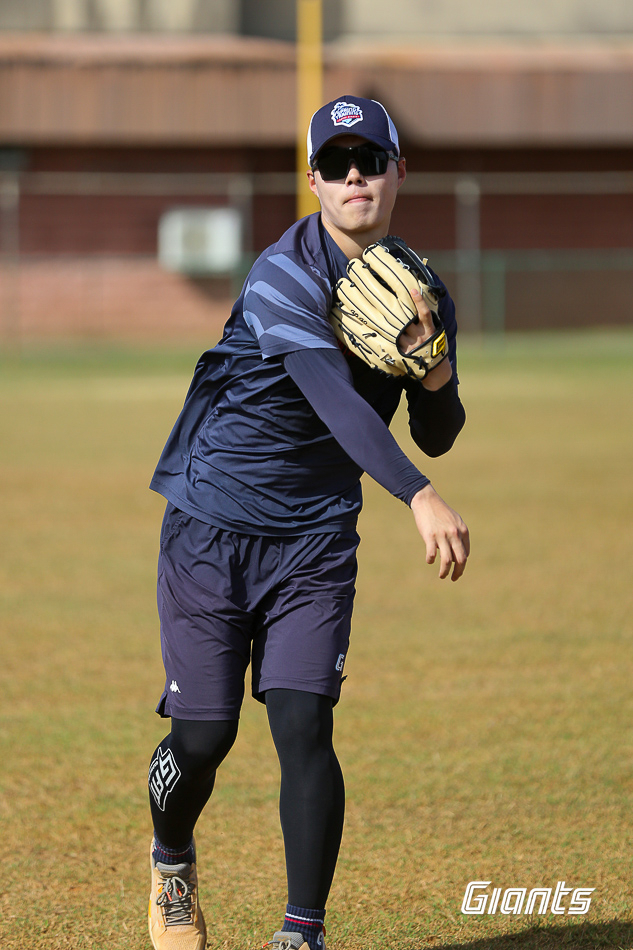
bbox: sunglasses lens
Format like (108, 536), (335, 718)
(315, 149), (350, 180)
(358, 146), (390, 176)
(315, 146), (390, 180)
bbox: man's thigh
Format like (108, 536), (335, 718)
(251, 531), (359, 705)
(155, 506), (254, 721)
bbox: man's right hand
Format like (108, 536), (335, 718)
(410, 484), (470, 581)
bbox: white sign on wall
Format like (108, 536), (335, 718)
(158, 206), (242, 275)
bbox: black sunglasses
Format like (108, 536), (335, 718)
(311, 145), (397, 181)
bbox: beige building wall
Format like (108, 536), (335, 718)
(339, 0), (633, 41)
(0, 0), (240, 33)
(2, 0), (633, 39)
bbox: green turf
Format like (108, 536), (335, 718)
(0, 330), (632, 949)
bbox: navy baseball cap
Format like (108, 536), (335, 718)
(307, 95), (400, 166)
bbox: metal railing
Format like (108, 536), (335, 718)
(421, 248), (633, 335)
(1, 168), (633, 340)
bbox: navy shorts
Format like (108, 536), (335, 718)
(155, 503), (359, 720)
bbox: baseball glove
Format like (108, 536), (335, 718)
(329, 235), (448, 380)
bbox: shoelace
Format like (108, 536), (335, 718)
(157, 873), (195, 926)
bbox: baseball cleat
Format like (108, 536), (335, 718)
(262, 930), (326, 950)
(148, 840), (207, 950)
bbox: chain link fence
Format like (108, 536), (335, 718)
(1, 168), (633, 343)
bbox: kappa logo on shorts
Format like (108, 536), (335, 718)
(335, 653), (346, 671)
(331, 101), (363, 128)
(148, 748), (182, 812)
(169, 680), (181, 693)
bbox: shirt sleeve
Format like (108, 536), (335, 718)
(284, 347), (430, 506)
(403, 376), (466, 457)
(242, 251), (339, 360)
(402, 277), (466, 457)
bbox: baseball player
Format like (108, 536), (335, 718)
(147, 95), (469, 950)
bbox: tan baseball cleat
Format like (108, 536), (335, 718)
(148, 840), (207, 950)
(262, 930), (326, 950)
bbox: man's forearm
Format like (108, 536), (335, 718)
(284, 348), (429, 505)
(406, 376), (466, 457)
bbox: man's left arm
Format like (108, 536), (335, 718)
(400, 285), (466, 457)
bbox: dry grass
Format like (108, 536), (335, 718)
(0, 331), (631, 950)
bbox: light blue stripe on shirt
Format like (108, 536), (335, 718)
(247, 280), (318, 322)
(263, 324), (337, 349)
(268, 253), (328, 311)
(243, 309), (266, 339)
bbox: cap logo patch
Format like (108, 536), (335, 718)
(331, 101), (363, 128)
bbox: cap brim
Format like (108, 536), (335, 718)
(311, 130), (398, 165)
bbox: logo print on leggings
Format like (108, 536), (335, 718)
(149, 748), (181, 811)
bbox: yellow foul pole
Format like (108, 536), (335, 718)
(296, 0), (323, 220)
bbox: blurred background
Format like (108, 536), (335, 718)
(1, 8), (632, 948)
(0, 0), (632, 343)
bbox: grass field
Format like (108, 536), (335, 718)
(0, 330), (632, 950)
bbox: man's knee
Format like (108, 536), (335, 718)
(168, 717), (239, 779)
(266, 689), (334, 755)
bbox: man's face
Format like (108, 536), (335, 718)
(307, 134), (406, 239)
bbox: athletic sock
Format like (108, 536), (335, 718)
(282, 904), (326, 950)
(152, 834), (195, 867)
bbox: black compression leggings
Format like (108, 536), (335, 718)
(149, 717), (239, 851)
(148, 689), (345, 909)
(266, 689), (345, 908)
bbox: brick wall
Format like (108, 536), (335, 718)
(0, 257), (231, 342)
(2, 143), (632, 339)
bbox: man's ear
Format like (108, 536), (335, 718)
(396, 157), (407, 190)
(307, 169), (319, 196)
